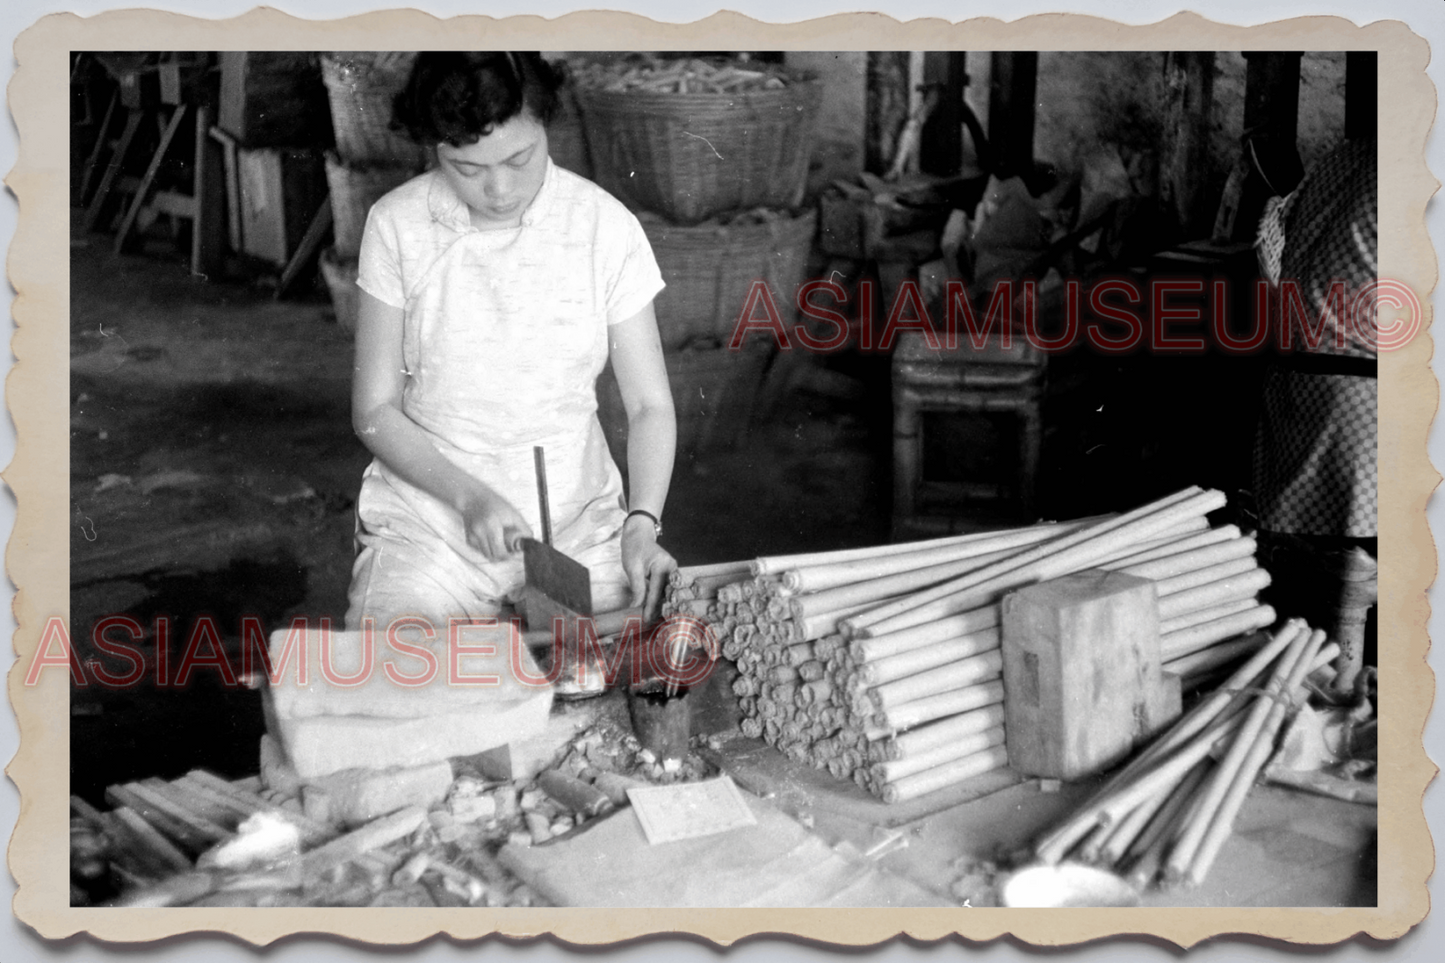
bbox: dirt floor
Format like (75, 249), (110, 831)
(68, 215), (1374, 908)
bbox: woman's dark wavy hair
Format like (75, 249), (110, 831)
(392, 52), (566, 147)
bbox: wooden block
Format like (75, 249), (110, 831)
(1000, 569), (1167, 780)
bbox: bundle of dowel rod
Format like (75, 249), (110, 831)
(662, 488), (1279, 802)
(1030, 618), (1340, 888)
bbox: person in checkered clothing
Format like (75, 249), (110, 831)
(1252, 138), (1377, 691)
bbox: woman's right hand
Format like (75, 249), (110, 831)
(458, 488), (533, 560)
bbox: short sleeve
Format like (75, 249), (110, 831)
(602, 211), (666, 326)
(356, 204), (406, 309)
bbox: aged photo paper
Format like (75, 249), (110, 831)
(4, 5), (1437, 951)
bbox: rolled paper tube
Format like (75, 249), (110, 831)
(767, 664), (800, 685)
(732, 675), (758, 697)
(1157, 567), (1272, 621)
(850, 605), (1001, 663)
(886, 702), (1008, 760)
(1160, 604), (1277, 662)
(875, 725), (1007, 783)
(680, 559), (753, 580)
(717, 584), (745, 604)
(1186, 629), (1328, 887)
(766, 598), (791, 621)
(1079, 516), (1212, 570)
(858, 627), (1001, 687)
(1165, 631), (1270, 681)
(813, 635), (845, 660)
(1159, 598), (1258, 635)
(851, 488), (1225, 638)
(1118, 536), (1257, 583)
(876, 679), (1006, 732)
(803, 679), (833, 704)
(802, 598), (896, 642)
(748, 517), (1113, 577)
(1163, 623), (1317, 880)
(1095, 758), (1206, 868)
(781, 641), (815, 667)
(1154, 556), (1259, 597)
(798, 661), (826, 682)
(1100, 524), (1240, 571)
(789, 546), (1019, 620)
(881, 744), (1010, 803)
(1035, 711), (1245, 865)
(1119, 760), (1214, 885)
(870, 650), (1004, 711)
(1122, 620), (1307, 782)
(783, 526), (1078, 595)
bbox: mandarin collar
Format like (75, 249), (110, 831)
(426, 154), (557, 235)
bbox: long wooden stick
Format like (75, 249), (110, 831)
(782, 525), (1081, 594)
(870, 650), (1004, 711)
(788, 547), (1019, 620)
(1034, 711), (1245, 865)
(856, 627), (1000, 686)
(1159, 604), (1276, 661)
(1184, 628), (1328, 887)
(881, 744), (1010, 803)
(1164, 631), (1269, 681)
(885, 703), (1008, 760)
(849, 605), (999, 663)
(1154, 557), (1259, 597)
(1099, 525), (1240, 571)
(848, 489), (1224, 638)
(874, 725), (1006, 783)
(1157, 568), (1272, 621)
(749, 517), (1112, 577)
(1159, 598), (1258, 635)
(1117, 537), (1256, 582)
(873, 679), (1006, 733)
(1124, 620), (1306, 778)
(1162, 623), (1316, 880)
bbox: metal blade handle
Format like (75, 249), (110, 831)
(533, 445), (552, 547)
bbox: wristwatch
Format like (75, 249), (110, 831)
(625, 509), (662, 538)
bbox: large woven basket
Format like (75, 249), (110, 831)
(574, 79), (823, 224)
(324, 153), (417, 259)
(319, 246), (359, 334)
(644, 208), (817, 351)
(321, 53), (429, 169)
(596, 341), (771, 465)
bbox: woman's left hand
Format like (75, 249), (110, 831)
(621, 515), (676, 619)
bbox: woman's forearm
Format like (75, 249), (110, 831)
(623, 401), (676, 519)
(355, 402), (498, 516)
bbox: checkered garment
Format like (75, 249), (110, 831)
(1252, 140), (1378, 538)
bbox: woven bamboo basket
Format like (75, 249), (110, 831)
(319, 246), (360, 334)
(644, 208), (817, 351)
(321, 52), (430, 169)
(596, 341), (772, 465)
(574, 79), (823, 224)
(324, 154), (417, 260)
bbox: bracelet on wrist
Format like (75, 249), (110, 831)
(625, 509), (662, 538)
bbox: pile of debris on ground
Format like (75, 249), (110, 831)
(71, 714), (719, 908)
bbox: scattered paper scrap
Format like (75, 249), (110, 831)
(625, 775), (757, 845)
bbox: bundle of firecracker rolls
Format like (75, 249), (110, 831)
(663, 487), (1283, 805)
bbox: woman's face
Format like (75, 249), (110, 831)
(435, 111), (549, 230)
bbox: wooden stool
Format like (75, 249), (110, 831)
(891, 331), (1045, 536)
